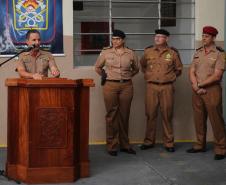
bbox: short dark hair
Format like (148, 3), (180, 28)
(26, 29), (41, 40)
(155, 29), (170, 37)
(112, 29), (126, 39)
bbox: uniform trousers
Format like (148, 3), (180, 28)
(192, 84), (226, 155)
(103, 81), (133, 151)
(144, 82), (174, 147)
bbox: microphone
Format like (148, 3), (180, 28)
(24, 44), (36, 52)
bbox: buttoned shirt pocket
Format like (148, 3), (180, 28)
(36, 57), (49, 75)
(159, 57), (173, 73)
(121, 57), (133, 69)
(193, 55), (200, 68)
(164, 58), (174, 68)
(207, 57), (217, 68)
(147, 57), (156, 71)
(105, 56), (115, 69)
(206, 56), (217, 75)
(40, 57), (49, 70)
(23, 59), (33, 72)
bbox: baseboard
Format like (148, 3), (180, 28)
(0, 140), (196, 148)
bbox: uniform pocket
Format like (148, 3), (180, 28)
(147, 57), (156, 71)
(41, 58), (49, 69)
(23, 60), (32, 71)
(207, 58), (217, 68)
(121, 58), (132, 69)
(106, 57), (114, 64)
(165, 59), (174, 66)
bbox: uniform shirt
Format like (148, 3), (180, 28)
(95, 47), (139, 80)
(191, 45), (225, 83)
(140, 45), (183, 83)
(16, 50), (59, 77)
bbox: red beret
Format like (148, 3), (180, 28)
(203, 26), (218, 36)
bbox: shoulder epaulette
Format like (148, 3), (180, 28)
(170, 47), (179, 53)
(126, 47), (134, 51)
(145, 45), (153, 49)
(196, 47), (203, 51)
(103, 46), (112, 50)
(216, 46), (224, 52)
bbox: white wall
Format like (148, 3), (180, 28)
(195, 0), (225, 40)
(63, 1), (73, 36)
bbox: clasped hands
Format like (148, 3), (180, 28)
(192, 83), (207, 95)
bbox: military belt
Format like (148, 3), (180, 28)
(107, 79), (131, 83)
(149, 81), (173, 85)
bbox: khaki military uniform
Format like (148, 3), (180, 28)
(95, 47), (139, 152)
(16, 50), (59, 77)
(140, 45), (183, 147)
(191, 45), (226, 155)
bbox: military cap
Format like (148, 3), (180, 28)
(155, 29), (170, 36)
(203, 26), (218, 36)
(112, 29), (126, 39)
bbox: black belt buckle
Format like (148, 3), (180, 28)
(120, 79), (124, 83)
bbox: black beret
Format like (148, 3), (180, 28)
(112, 29), (126, 39)
(155, 29), (170, 36)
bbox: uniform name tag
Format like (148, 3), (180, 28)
(208, 57), (216, 61)
(40, 57), (49, 61)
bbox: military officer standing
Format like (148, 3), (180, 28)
(187, 26), (226, 160)
(95, 30), (139, 156)
(140, 29), (183, 152)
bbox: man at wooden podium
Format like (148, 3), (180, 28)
(16, 30), (60, 79)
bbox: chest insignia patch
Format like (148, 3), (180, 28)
(165, 53), (172, 61)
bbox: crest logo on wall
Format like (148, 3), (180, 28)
(14, 0), (48, 30)
(0, 0), (63, 55)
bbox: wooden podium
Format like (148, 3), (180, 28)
(5, 78), (94, 184)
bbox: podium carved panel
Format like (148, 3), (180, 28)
(38, 107), (67, 148)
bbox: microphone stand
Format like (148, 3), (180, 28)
(0, 46), (33, 67)
(0, 47), (33, 184)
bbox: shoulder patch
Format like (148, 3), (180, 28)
(145, 45), (153, 49)
(196, 47), (203, 51)
(103, 46), (112, 50)
(216, 46), (224, 52)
